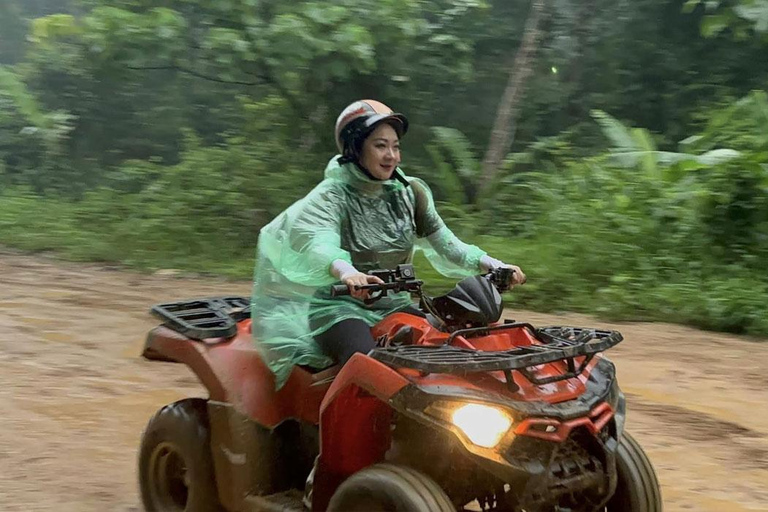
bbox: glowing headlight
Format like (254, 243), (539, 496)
(451, 403), (513, 448)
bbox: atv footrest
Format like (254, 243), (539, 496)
(150, 296), (250, 340)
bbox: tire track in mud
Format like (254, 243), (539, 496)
(1, 249), (768, 511)
(626, 394), (768, 472)
(627, 394), (764, 442)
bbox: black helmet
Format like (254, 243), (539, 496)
(334, 99), (409, 161)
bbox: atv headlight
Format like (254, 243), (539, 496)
(452, 403), (513, 448)
(425, 401), (514, 448)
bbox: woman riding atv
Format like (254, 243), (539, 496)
(141, 104), (661, 510)
(251, 99), (526, 387)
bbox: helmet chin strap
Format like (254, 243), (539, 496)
(354, 162), (410, 186)
(354, 161), (382, 181)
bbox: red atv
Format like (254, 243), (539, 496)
(139, 265), (661, 511)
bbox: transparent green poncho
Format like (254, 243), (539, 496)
(252, 156), (487, 388)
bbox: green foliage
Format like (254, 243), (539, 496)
(30, 14), (82, 46)
(1, 0), (767, 339)
(0, 1), (27, 64)
(411, 97), (768, 337)
(424, 127), (481, 204)
(0, 66), (75, 192)
(481, 102), (768, 334)
(686, 0), (768, 41)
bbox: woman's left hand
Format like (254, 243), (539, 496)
(504, 264), (526, 286)
(481, 255), (525, 286)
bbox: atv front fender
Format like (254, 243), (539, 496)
(312, 353), (411, 510)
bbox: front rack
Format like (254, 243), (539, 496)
(370, 324), (622, 391)
(150, 296), (250, 340)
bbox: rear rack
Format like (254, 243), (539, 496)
(150, 296), (250, 340)
(370, 324), (622, 391)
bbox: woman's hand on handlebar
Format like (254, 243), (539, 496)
(342, 272), (385, 300)
(482, 257), (526, 287)
(505, 264), (526, 286)
(481, 255), (525, 286)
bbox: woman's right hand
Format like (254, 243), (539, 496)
(342, 272), (385, 300)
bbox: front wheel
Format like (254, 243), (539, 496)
(608, 431), (662, 511)
(327, 463), (455, 512)
(138, 398), (223, 512)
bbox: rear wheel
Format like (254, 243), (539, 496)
(607, 431), (662, 511)
(139, 398), (223, 512)
(327, 463), (455, 512)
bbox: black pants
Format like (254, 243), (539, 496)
(311, 306), (425, 366)
(313, 318), (377, 366)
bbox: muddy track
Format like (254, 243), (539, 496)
(0, 249), (767, 511)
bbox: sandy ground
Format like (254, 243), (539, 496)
(0, 249), (767, 512)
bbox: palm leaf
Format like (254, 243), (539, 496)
(424, 143), (467, 204)
(430, 126), (480, 181)
(591, 110), (638, 154)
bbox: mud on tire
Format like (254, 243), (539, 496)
(139, 398), (223, 512)
(327, 463), (455, 512)
(608, 431), (663, 511)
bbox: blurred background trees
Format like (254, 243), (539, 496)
(1, 0), (767, 334)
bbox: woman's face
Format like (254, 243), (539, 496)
(360, 122), (401, 180)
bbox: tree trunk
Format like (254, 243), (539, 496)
(565, 0), (598, 121)
(479, 0), (546, 194)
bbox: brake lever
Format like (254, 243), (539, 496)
(362, 289), (384, 305)
(359, 280), (422, 305)
(355, 282), (394, 305)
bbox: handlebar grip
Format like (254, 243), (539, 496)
(331, 284), (351, 297)
(487, 267), (516, 292)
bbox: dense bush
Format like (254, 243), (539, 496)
(1, 0), (767, 336)
(2, 95), (767, 335)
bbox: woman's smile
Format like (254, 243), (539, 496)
(360, 123), (401, 180)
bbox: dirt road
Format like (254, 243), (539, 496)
(0, 249), (766, 511)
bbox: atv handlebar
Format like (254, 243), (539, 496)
(330, 284), (352, 297)
(488, 266), (516, 293)
(330, 281), (422, 298)
(330, 264), (423, 303)
(329, 264), (517, 301)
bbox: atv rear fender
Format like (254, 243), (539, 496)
(142, 326), (227, 400)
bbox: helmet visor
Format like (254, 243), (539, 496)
(364, 113), (409, 138)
